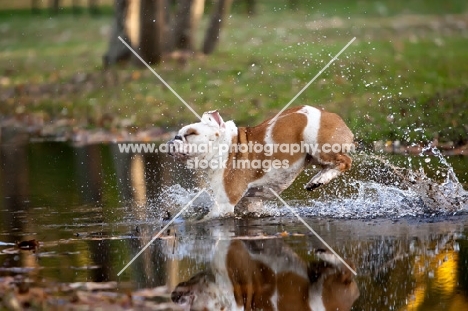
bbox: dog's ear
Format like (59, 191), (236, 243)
(203, 110), (225, 129)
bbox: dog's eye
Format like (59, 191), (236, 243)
(184, 129), (198, 138)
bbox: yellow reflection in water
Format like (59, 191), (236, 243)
(403, 249), (468, 311)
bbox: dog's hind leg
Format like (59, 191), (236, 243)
(305, 153), (352, 190)
(303, 109), (354, 190)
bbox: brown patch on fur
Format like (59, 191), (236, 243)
(226, 240), (275, 310)
(307, 260), (359, 311)
(321, 262), (359, 311)
(223, 125), (268, 205)
(184, 128), (199, 137)
(316, 110), (354, 171)
(271, 111), (308, 164)
(222, 107), (309, 205)
(276, 272), (312, 311)
(226, 240), (313, 311)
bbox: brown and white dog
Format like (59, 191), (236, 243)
(171, 239), (359, 311)
(168, 106), (354, 217)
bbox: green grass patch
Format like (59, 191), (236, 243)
(0, 1), (467, 145)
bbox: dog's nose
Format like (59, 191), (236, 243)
(167, 136), (182, 156)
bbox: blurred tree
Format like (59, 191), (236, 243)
(139, 0), (164, 64)
(202, 0), (233, 55)
(72, 0), (81, 14)
(49, 0), (60, 14)
(190, 0), (206, 49)
(170, 0), (193, 50)
(169, 0), (205, 51)
(289, 0), (298, 10)
(246, 0), (255, 15)
(103, 0), (132, 67)
(31, 0), (41, 14)
(89, 0), (100, 15)
(103, 0), (232, 67)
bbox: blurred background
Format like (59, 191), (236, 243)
(0, 0), (467, 150)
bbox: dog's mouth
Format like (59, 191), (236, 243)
(169, 152), (189, 160)
(167, 147), (188, 159)
(166, 141), (189, 159)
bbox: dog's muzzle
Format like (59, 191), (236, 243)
(167, 135), (186, 158)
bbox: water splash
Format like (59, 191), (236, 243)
(148, 184), (213, 220)
(405, 147), (467, 214)
(148, 150), (467, 220)
(268, 150), (468, 219)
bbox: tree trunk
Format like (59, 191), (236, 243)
(138, 0), (163, 65)
(288, 0), (299, 10)
(103, 0), (165, 67)
(89, 0), (100, 15)
(126, 0), (140, 47)
(32, 0), (41, 14)
(202, 0), (233, 55)
(103, 0), (212, 67)
(161, 0), (172, 52)
(72, 0), (81, 15)
(246, 0), (255, 15)
(49, 0), (60, 14)
(170, 0), (193, 50)
(103, 0), (131, 67)
(191, 0), (205, 48)
(168, 0), (205, 52)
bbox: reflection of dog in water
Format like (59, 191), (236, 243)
(171, 239), (359, 311)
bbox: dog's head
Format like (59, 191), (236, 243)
(307, 249), (360, 311)
(167, 110), (232, 163)
(171, 270), (230, 311)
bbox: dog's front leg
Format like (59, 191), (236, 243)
(204, 170), (236, 218)
(205, 199), (235, 218)
(235, 197), (264, 215)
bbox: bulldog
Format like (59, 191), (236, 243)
(168, 105), (354, 217)
(171, 239), (359, 311)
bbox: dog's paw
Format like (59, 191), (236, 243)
(196, 210), (235, 221)
(305, 183), (322, 191)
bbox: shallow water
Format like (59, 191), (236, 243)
(1, 141), (468, 310)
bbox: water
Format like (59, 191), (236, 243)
(1, 141), (468, 310)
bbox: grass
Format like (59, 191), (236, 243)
(0, 0), (467, 146)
